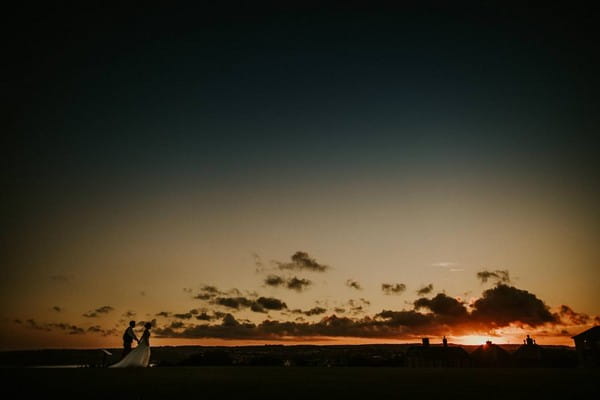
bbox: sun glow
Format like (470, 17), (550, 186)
(454, 335), (496, 346)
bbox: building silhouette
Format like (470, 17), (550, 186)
(470, 340), (512, 367)
(572, 326), (600, 368)
(513, 335), (577, 367)
(405, 338), (470, 367)
(513, 335), (544, 367)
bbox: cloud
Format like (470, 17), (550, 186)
(18, 273), (592, 341)
(22, 319), (85, 335)
(151, 280), (590, 341)
(82, 306), (114, 318)
(277, 251), (330, 272)
(346, 279), (362, 290)
(286, 277), (312, 291)
(173, 313), (194, 320)
(24, 319), (51, 331)
(477, 269), (511, 284)
(87, 326), (103, 333)
(47, 322), (85, 335)
(156, 311), (172, 317)
(195, 312), (212, 321)
(253, 253), (266, 273)
(194, 285), (243, 300)
(292, 307), (327, 316)
(213, 295), (288, 313)
(87, 326), (117, 336)
(375, 310), (434, 327)
(431, 262), (457, 267)
(381, 283), (406, 295)
(214, 297), (254, 310)
(201, 285), (222, 294)
(154, 312), (440, 340)
(193, 285), (222, 300)
(183, 288), (193, 294)
(558, 305), (590, 325)
(140, 291), (146, 296)
(417, 284), (433, 295)
(347, 298), (370, 315)
(264, 275), (312, 291)
(123, 310), (136, 318)
(264, 275), (285, 287)
(168, 321), (185, 329)
(136, 319), (157, 328)
(195, 311), (226, 321)
(414, 293), (468, 319)
(305, 307), (327, 316)
(470, 284), (557, 327)
(52, 306), (62, 312)
(255, 297), (287, 311)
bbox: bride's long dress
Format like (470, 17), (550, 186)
(109, 329), (151, 368)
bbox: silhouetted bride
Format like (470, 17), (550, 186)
(110, 322), (152, 368)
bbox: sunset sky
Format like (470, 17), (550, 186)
(3, 3), (599, 349)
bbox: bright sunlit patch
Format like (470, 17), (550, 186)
(454, 335), (493, 345)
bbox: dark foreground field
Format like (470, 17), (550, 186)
(2, 367), (599, 399)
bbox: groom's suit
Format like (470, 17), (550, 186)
(122, 326), (137, 358)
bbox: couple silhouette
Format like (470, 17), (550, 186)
(109, 321), (152, 368)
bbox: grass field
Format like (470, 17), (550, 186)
(2, 367), (598, 399)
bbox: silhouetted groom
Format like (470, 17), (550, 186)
(121, 320), (139, 359)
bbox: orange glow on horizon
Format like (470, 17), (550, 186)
(1, 334), (576, 351)
(453, 335), (497, 346)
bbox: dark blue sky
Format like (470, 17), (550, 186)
(9, 3), (598, 181)
(5, 2), (599, 258)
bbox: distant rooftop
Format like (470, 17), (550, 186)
(571, 326), (600, 340)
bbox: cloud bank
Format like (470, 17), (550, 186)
(152, 283), (580, 340)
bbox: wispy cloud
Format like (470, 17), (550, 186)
(276, 251), (330, 272)
(381, 283), (406, 295)
(82, 306), (114, 318)
(346, 279), (362, 290)
(417, 284), (434, 295)
(264, 275), (312, 291)
(477, 269), (511, 284)
(431, 262), (458, 268)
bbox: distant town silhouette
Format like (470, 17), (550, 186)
(1, 327), (598, 369)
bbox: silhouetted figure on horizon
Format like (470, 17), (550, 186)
(121, 320), (139, 359)
(525, 334), (534, 345)
(443, 336), (448, 347)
